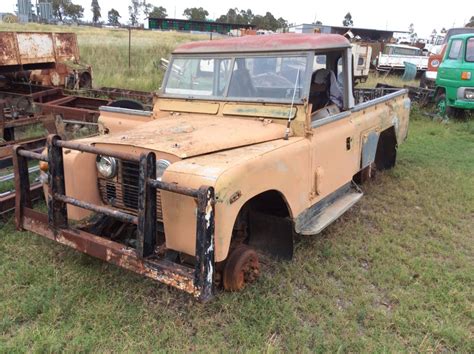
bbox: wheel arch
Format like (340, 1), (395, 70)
(220, 188), (295, 262)
(434, 86), (446, 98)
(374, 125), (397, 170)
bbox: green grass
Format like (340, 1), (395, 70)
(1, 110), (473, 352)
(1, 24), (473, 352)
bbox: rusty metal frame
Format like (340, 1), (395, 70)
(13, 135), (215, 302)
(0, 109), (55, 215)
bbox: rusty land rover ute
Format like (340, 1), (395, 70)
(13, 34), (410, 301)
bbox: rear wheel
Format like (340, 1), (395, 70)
(223, 245), (260, 291)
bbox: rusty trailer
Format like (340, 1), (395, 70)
(13, 135), (216, 301)
(0, 32), (92, 89)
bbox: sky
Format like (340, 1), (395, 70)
(1, 0), (473, 38)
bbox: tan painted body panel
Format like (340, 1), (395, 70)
(162, 138), (309, 261)
(89, 115), (289, 158)
(61, 91), (409, 262)
(98, 110), (154, 134)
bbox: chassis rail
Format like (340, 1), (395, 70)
(13, 134), (216, 301)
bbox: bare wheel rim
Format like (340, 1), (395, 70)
(223, 245), (260, 291)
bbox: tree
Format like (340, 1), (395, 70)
(183, 7), (208, 21)
(51, 0), (84, 22)
(440, 27), (447, 33)
(430, 28), (437, 43)
(216, 8), (254, 25)
(65, 3), (83, 21)
(141, 1), (152, 18)
(249, 12), (282, 31)
(277, 17), (288, 31)
(466, 16), (474, 27)
(128, 0), (140, 26)
(313, 20), (322, 25)
(240, 9), (254, 24)
(149, 6), (167, 18)
(91, 0), (101, 24)
(343, 12), (353, 27)
(108, 8), (121, 26)
(52, 0), (64, 21)
(408, 23), (417, 43)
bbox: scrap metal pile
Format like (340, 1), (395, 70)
(0, 32), (153, 215)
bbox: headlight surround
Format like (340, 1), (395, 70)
(96, 155), (118, 178)
(465, 89), (474, 100)
(156, 159), (171, 180)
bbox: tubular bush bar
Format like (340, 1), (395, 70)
(13, 145), (32, 229)
(17, 149), (49, 162)
(55, 139), (140, 163)
(137, 152), (157, 257)
(47, 135), (68, 229)
(13, 134), (216, 301)
(54, 194), (139, 225)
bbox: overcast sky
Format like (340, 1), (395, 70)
(1, 0), (473, 38)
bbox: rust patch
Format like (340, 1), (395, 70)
(21, 211), (201, 297)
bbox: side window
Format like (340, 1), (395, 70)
(337, 57), (344, 86)
(466, 38), (474, 62)
(448, 40), (463, 59)
(313, 55), (327, 70)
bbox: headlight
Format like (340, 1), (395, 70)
(96, 155), (118, 178)
(157, 159), (171, 180)
(465, 89), (474, 100)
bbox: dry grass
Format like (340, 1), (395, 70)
(358, 71), (420, 88)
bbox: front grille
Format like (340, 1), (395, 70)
(98, 160), (163, 220)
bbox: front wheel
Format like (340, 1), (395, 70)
(435, 93), (452, 118)
(223, 245), (260, 291)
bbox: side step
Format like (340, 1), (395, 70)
(298, 189), (363, 236)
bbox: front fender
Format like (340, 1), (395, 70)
(162, 138), (311, 262)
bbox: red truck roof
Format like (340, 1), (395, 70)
(173, 33), (351, 54)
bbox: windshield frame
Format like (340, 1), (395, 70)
(160, 51), (314, 104)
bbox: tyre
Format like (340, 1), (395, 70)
(435, 93), (453, 118)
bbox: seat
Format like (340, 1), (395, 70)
(311, 104), (341, 121)
(228, 60), (256, 97)
(309, 69), (344, 112)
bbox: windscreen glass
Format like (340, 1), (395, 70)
(164, 55), (308, 102)
(164, 58), (232, 96)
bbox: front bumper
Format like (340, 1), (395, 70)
(425, 70), (437, 81)
(451, 99), (474, 110)
(12, 135), (216, 302)
(454, 88), (474, 109)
